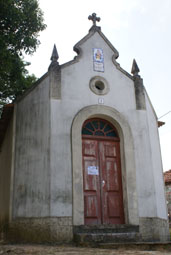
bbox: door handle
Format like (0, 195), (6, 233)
(102, 180), (105, 187)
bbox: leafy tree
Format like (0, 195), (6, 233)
(0, 0), (46, 112)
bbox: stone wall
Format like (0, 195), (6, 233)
(139, 217), (170, 242)
(165, 183), (171, 226)
(2, 216), (170, 243)
(6, 217), (73, 243)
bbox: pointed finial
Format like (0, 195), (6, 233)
(131, 59), (140, 76)
(88, 13), (100, 26)
(48, 44), (59, 71)
(51, 44), (59, 62)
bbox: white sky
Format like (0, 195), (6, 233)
(26, 0), (171, 171)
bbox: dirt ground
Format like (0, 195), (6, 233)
(0, 244), (171, 255)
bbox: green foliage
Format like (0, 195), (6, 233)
(0, 0), (46, 111)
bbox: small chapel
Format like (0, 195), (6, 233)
(0, 13), (170, 243)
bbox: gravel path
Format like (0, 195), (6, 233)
(0, 244), (171, 255)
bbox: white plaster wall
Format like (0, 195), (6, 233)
(127, 110), (157, 217)
(145, 95), (168, 219)
(50, 100), (72, 216)
(62, 33), (136, 114)
(13, 76), (51, 218)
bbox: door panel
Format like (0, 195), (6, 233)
(106, 158), (119, 191)
(108, 193), (120, 217)
(99, 141), (124, 224)
(82, 139), (101, 224)
(85, 195), (98, 217)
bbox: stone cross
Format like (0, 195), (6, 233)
(88, 13), (100, 26)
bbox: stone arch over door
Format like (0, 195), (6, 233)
(71, 105), (138, 226)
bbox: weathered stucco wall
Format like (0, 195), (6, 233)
(130, 109), (157, 217)
(50, 100), (73, 217)
(145, 95), (168, 219)
(13, 76), (51, 218)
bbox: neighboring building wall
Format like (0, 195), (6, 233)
(165, 184), (171, 226)
(0, 116), (14, 237)
(164, 170), (171, 226)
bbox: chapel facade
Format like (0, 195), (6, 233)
(0, 14), (170, 243)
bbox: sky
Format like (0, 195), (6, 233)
(26, 0), (171, 171)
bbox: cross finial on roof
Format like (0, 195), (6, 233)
(88, 13), (100, 26)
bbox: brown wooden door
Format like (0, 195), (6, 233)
(82, 119), (124, 225)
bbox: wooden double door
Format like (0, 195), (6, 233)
(82, 119), (125, 225)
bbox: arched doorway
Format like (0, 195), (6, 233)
(82, 118), (125, 225)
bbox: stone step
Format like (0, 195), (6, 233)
(74, 232), (140, 244)
(74, 224), (139, 234)
(73, 225), (141, 244)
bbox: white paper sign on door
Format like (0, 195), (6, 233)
(87, 166), (99, 175)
